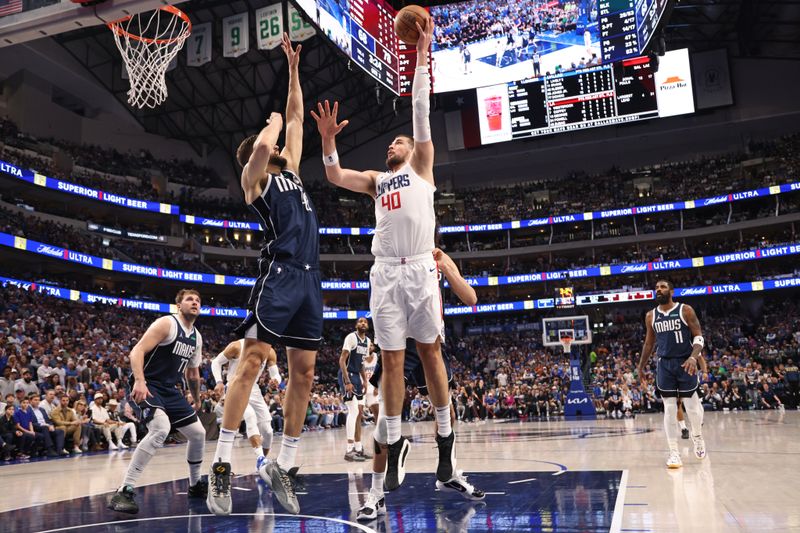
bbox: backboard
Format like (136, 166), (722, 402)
(542, 315), (592, 348)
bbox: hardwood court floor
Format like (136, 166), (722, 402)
(0, 410), (797, 532)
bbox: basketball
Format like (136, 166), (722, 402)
(394, 4), (429, 45)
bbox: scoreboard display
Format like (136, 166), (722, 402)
(599, 0), (670, 63)
(294, 0), (424, 96)
(478, 49), (694, 145)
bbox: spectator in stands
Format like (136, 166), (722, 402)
(13, 397), (43, 457)
(1, 404), (21, 459)
(89, 396), (123, 450)
(759, 382), (783, 410)
(50, 398), (83, 454)
(269, 394), (284, 433)
(40, 389), (58, 416)
(15, 369), (39, 397)
(107, 398), (136, 448)
(604, 383), (624, 419)
(0, 367), (15, 398)
(30, 394), (68, 457)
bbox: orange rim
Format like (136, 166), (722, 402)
(108, 5), (191, 45)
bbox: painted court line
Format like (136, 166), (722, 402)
(508, 477), (537, 484)
(609, 469), (629, 533)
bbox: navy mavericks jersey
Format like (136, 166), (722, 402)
(652, 303), (693, 359)
(343, 332), (370, 374)
(249, 169), (319, 270)
(143, 316), (202, 387)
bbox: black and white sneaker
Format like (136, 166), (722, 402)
(384, 436), (410, 490)
(259, 459), (300, 514)
(108, 485), (138, 514)
(436, 470), (485, 501)
(435, 432), (456, 483)
(356, 489), (386, 521)
(356, 448), (373, 460)
(206, 461), (232, 516)
(188, 478), (208, 498)
(681, 428), (690, 440)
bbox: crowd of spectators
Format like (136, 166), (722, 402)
(5, 117), (799, 233)
(1, 280), (798, 462)
(1, 118), (220, 187)
(431, 0), (581, 51)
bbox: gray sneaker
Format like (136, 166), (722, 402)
(259, 459), (300, 514)
(345, 449), (365, 462)
(206, 461), (232, 516)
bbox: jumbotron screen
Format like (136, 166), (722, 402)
(430, 0), (673, 93)
(478, 48), (694, 145)
(294, 0), (419, 96)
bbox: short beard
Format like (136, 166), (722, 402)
(386, 155), (406, 169)
(655, 293), (669, 305)
(268, 154), (288, 170)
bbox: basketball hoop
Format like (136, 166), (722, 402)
(559, 336), (574, 354)
(108, 6), (192, 109)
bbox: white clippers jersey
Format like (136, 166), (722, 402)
(362, 354), (378, 382)
(371, 162), (436, 258)
(228, 339), (265, 385)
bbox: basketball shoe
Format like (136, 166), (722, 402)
(356, 489), (386, 521)
(206, 461), (232, 516)
(666, 450), (683, 469)
(384, 436), (410, 490)
(436, 470), (485, 500)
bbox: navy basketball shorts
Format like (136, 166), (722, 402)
(136, 381), (197, 428)
(656, 357), (699, 398)
(234, 260), (323, 351)
(407, 349), (454, 396)
(338, 369), (364, 400)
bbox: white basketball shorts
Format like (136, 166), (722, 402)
(369, 252), (444, 351)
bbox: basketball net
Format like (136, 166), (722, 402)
(108, 6), (191, 109)
(560, 336), (573, 354)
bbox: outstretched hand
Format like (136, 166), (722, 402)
(310, 100), (349, 139)
(281, 32), (301, 69)
(415, 19), (433, 55)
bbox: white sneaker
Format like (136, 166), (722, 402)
(356, 489), (386, 521)
(436, 470), (486, 501)
(666, 450), (683, 469)
(118, 442), (129, 449)
(692, 435), (706, 460)
(108, 442), (118, 451)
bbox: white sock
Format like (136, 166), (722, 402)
(663, 398), (680, 452)
(253, 446), (265, 459)
(678, 420), (687, 430)
(188, 460), (203, 486)
(214, 428), (236, 464)
(277, 435), (300, 471)
(435, 405), (452, 438)
(385, 415), (401, 445)
(347, 442), (354, 452)
(372, 471), (385, 497)
(682, 393), (705, 438)
(355, 442), (363, 452)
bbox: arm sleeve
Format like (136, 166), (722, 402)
(211, 350), (229, 383)
(189, 332), (203, 369)
(412, 67), (431, 143)
(268, 364), (282, 384)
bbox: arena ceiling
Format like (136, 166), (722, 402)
(49, 0), (800, 173)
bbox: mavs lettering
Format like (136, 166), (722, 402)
(142, 316), (199, 386)
(653, 304), (692, 359)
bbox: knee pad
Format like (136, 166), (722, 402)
(177, 420), (206, 462)
(141, 409), (171, 452)
(243, 408), (260, 439)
